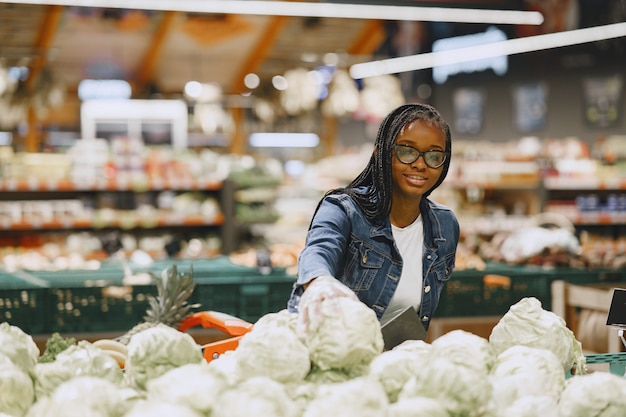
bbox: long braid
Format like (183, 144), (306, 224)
(310, 102), (452, 228)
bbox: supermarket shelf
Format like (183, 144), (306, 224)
(0, 213), (225, 231)
(0, 178), (224, 192)
(544, 177), (626, 190)
(446, 179), (540, 190)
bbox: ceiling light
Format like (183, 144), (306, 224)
(249, 132), (320, 148)
(350, 22), (626, 79)
(3, 0), (544, 24)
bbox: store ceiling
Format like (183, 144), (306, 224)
(0, 3), (385, 98)
(0, 1), (624, 125)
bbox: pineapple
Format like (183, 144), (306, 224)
(116, 264), (199, 345)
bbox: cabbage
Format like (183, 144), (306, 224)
(26, 376), (138, 417)
(303, 376), (388, 417)
(33, 341), (125, 399)
(368, 348), (428, 402)
(489, 297), (585, 374)
(504, 396), (559, 417)
(297, 297), (384, 371)
(304, 365), (364, 384)
(489, 345), (565, 414)
(399, 356), (492, 417)
(206, 350), (244, 387)
(254, 309), (298, 332)
(145, 363), (226, 415)
(558, 372), (626, 417)
(0, 354), (34, 417)
(0, 322), (39, 376)
(124, 400), (204, 417)
(391, 339), (432, 355)
(430, 329), (495, 374)
(234, 319), (310, 383)
(284, 381), (319, 417)
(212, 376), (298, 417)
(124, 324), (203, 390)
(387, 396), (449, 417)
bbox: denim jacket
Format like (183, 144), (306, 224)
(287, 188), (460, 331)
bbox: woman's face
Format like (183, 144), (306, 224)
(391, 119), (447, 200)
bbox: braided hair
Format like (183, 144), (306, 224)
(318, 103), (452, 226)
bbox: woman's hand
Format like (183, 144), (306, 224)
(297, 275), (358, 333)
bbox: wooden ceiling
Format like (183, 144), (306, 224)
(0, 4), (384, 97)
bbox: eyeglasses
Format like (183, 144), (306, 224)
(393, 144), (448, 168)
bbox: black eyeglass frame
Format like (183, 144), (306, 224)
(392, 144), (448, 169)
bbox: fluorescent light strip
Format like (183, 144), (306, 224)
(350, 22), (626, 79)
(2, 0), (544, 24)
(249, 132), (320, 148)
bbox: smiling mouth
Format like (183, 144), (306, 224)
(405, 174), (427, 181)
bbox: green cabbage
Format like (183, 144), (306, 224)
(504, 396), (559, 417)
(303, 376), (389, 417)
(212, 376), (298, 417)
(368, 349), (428, 402)
(297, 297), (384, 371)
(33, 341), (125, 399)
(399, 356), (492, 417)
(124, 400), (203, 417)
(387, 396), (449, 417)
(558, 372), (626, 417)
(489, 297), (585, 375)
(430, 329), (495, 374)
(234, 318), (310, 383)
(0, 354), (34, 417)
(26, 376), (138, 417)
(145, 363), (226, 415)
(124, 324), (203, 390)
(0, 322), (39, 376)
(489, 345), (565, 414)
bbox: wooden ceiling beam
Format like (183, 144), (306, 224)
(132, 11), (177, 96)
(25, 5), (63, 90)
(228, 15), (290, 155)
(229, 15), (290, 95)
(24, 5), (63, 152)
(347, 19), (386, 57)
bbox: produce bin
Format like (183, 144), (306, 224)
(0, 288), (49, 334)
(49, 284), (158, 333)
(568, 352), (626, 378)
(0, 256), (296, 335)
(437, 264), (626, 317)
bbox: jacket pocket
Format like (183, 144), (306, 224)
(432, 253), (455, 283)
(344, 240), (384, 291)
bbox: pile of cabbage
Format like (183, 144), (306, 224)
(2, 296), (626, 417)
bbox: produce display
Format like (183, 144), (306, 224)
(2, 292), (626, 417)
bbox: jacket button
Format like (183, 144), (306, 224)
(421, 316), (429, 321)
(362, 254), (367, 263)
(424, 285), (431, 293)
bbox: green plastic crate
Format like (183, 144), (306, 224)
(568, 353), (626, 378)
(193, 280), (294, 323)
(436, 271), (552, 317)
(0, 288), (49, 334)
(585, 353), (626, 377)
(49, 284), (157, 333)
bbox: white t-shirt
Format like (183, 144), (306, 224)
(380, 215), (424, 326)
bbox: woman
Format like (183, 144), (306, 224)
(288, 103), (459, 333)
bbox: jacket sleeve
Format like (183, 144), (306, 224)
(287, 196), (353, 313)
